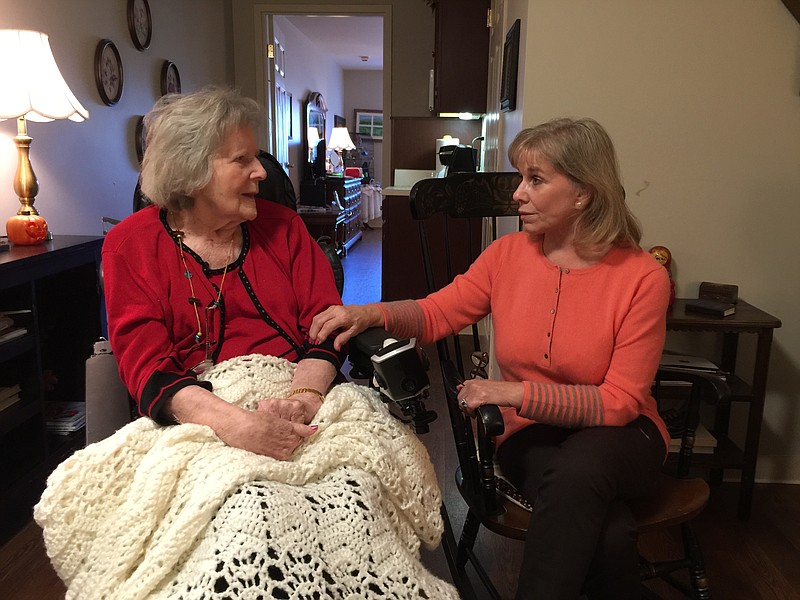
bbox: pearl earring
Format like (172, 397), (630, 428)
(575, 201), (583, 208)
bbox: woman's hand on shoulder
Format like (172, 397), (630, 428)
(310, 304), (384, 350)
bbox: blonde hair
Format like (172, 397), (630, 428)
(140, 86), (262, 211)
(508, 117), (641, 249)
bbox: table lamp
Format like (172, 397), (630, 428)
(0, 30), (88, 245)
(327, 127), (355, 175)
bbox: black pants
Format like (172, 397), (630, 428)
(495, 415), (665, 600)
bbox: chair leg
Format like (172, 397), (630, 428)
(681, 522), (711, 600)
(457, 509), (481, 569)
(440, 505), (479, 600)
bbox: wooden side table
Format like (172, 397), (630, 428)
(297, 207), (346, 257)
(666, 299), (782, 519)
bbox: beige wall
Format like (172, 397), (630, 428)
(0, 0), (229, 235)
(274, 16), (345, 195)
(505, 0), (800, 481)
(344, 69), (384, 184)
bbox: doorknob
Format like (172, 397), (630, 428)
(284, 162), (294, 169)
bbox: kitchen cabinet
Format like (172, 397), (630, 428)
(433, 0), (491, 114)
(0, 236), (103, 543)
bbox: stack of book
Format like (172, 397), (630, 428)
(669, 423), (718, 454)
(659, 352), (723, 374)
(685, 298), (736, 317)
(45, 401), (86, 435)
(0, 310), (29, 345)
(0, 384), (21, 413)
(659, 351), (721, 455)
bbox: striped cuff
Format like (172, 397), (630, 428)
(516, 381), (604, 428)
(379, 300), (425, 340)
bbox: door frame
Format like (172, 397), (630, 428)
(252, 3), (393, 188)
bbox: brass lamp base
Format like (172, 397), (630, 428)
(6, 117), (49, 245)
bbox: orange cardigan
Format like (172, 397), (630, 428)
(381, 232), (671, 450)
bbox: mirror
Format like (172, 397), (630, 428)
(304, 92), (327, 179)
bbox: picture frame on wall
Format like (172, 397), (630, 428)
(354, 109), (383, 140)
(95, 39), (124, 106)
(160, 60), (181, 95)
(334, 114), (346, 128)
(127, 0), (152, 51)
(500, 19), (520, 113)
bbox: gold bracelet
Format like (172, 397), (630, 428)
(288, 387), (326, 403)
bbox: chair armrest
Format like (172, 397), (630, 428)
(476, 405), (504, 438)
(655, 367), (730, 406)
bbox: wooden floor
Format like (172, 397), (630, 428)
(2, 230), (799, 599)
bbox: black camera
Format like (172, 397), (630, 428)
(349, 328), (436, 433)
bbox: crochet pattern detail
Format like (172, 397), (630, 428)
(34, 354), (457, 599)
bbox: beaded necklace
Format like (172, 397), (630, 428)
(172, 224), (235, 373)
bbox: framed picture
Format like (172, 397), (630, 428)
(500, 19), (520, 113)
(134, 116), (147, 163)
(334, 114), (346, 128)
(127, 0), (152, 51)
(160, 60), (181, 95)
(94, 39), (124, 106)
(354, 109), (383, 140)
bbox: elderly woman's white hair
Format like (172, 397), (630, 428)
(140, 86), (263, 211)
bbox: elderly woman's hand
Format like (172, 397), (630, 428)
(217, 406), (317, 460)
(257, 394), (321, 424)
(310, 303), (384, 350)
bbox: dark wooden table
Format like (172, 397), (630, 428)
(297, 207), (346, 256)
(666, 298), (782, 519)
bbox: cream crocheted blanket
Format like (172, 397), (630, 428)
(34, 354), (457, 600)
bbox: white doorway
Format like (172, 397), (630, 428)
(255, 6), (391, 193)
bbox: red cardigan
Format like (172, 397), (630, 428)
(382, 232), (671, 450)
(102, 203), (344, 422)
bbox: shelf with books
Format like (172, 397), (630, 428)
(0, 236), (104, 545)
(665, 298), (782, 520)
(0, 331), (34, 362)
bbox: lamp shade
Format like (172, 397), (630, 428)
(328, 127), (355, 152)
(0, 30), (89, 123)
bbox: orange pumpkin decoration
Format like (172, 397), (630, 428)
(6, 213), (49, 245)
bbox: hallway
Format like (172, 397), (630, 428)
(341, 226), (382, 306)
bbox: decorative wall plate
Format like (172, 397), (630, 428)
(160, 60), (181, 95)
(127, 0), (152, 51)
(135, 116), (146, 163)
(95, 39), (123, 106)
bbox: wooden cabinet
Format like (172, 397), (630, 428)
(0, 236), (103, 543)
(381, 191), (481, 301)
(326, 177), (362, 253)
(298, 208), (346, 256)
(433, 0), (491, 114)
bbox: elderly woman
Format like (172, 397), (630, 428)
(35, 86), (457, 600)
(103, 86), (344, 459)
(311, 118), (671, 599)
